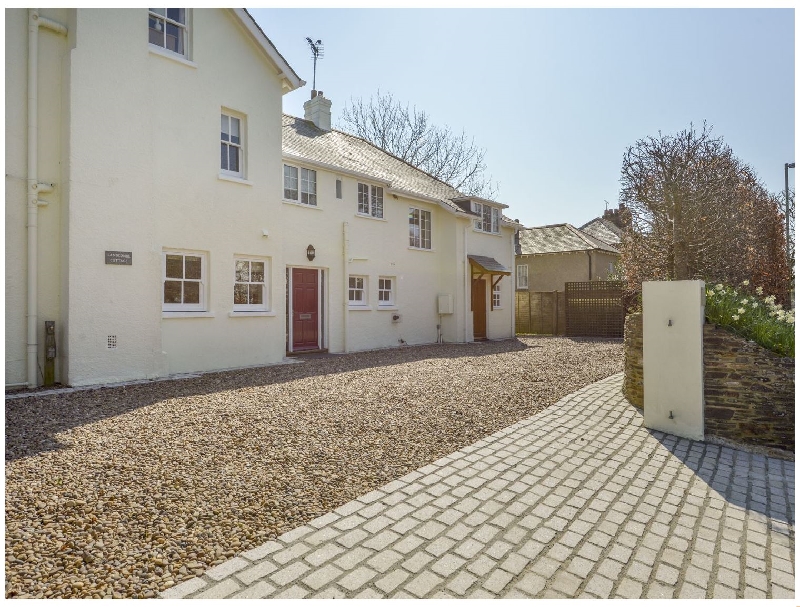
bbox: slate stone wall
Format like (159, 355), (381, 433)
(623, 314), (795, 452)
(623, 313), (643, 409)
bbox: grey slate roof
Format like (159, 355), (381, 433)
(282, 115), (466, 214)
(518, 224), (620, 255)
(468, 255), (511, 274)
(579, 217), (623, 246)
(282, 115), (523, 231)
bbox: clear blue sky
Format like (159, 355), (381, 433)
(249, 8), (795, 229)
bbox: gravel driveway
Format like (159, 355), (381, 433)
(6, 337), (622, 598)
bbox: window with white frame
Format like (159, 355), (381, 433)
(220, 113), (243, 177)
(233, 258), (268, 311)
(493, 282), (502, 308)
(473, 202), (500, 234)
(357, 183), (384, 218)
(516, 264), (529, 290)
(409, 207), (432, 249)
(348, 276), (367, 306)
(378, 277), (394, 306)
(283, 164), (317, 205)
(163, 251), (206, 311)
(148, 9), (188, 57)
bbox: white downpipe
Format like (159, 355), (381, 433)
(510, 228), (516, 338)
(463, 224), (469, 343)
(342, 222), (349, 353)
(26, 9), (67, 386)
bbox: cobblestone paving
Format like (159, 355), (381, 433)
(161, 374), (795, 599)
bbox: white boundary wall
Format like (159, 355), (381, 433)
(642, 280), (705, 441)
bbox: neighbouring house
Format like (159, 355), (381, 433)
(6, 8), (520, 388)
(579, 203), (627, 248)
(515, 223), (620, 293)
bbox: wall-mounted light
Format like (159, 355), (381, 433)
(306, 244), (316, 261)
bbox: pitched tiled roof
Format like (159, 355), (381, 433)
(579, 217), (623, 246)
(518, 224), (620, 255)
(282, 114), (467, 214)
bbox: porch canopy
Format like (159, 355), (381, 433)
(468, 255), (511, 311)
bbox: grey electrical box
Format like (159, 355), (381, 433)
(437, 294), (453, 315)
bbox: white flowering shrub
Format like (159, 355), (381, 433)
(705, 281), (794, 357)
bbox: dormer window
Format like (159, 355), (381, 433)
(472, 202), (500, 234)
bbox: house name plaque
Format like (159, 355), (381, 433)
(105, 251), (132, 265)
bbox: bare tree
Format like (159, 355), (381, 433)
(619, 122), (791, 303)
(339, 90), (498, 198)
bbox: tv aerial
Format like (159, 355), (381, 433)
(306, 37), (324, 92)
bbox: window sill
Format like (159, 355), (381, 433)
(472, 228), (502, 237)
(355, 213), (387, 222)
(219, 174), (252, 186)
(377, 305), (398, 311)
(348, 305), (372, 311)
(229, 311), (276, 317)
(408, 246), (435, 253)
(283, 200), (322, 210)
(149, 46), (197, 69)
(162, 311), (215, 318)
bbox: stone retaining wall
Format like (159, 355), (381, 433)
(623, 313), (644, 409)
(623, 313), (795, 452)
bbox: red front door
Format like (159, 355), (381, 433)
(292, 268), (319, 351)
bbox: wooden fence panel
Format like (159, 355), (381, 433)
(516, 291), (565, 335)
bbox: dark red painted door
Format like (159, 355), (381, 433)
(292, 268), (318, 351)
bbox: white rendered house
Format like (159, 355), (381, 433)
(5, 8), (520, 388)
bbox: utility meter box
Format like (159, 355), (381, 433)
(437, 294), (453, 315)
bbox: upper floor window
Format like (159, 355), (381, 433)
(220, 113), (243, 178)
(284, 165), (317, 206)
(148, 9), (187, 57)
(358, 183), (384, 219)
(516, 265), (529, 290)
(473, 202), (500, 234)
(409, 207), (432, 250)
(163, 250), (206, 312)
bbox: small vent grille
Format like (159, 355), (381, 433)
(107, 335), (117, 349)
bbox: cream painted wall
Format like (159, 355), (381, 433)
(642, 280), (706, 441)
(516, 250), (619, 292)
(62, 9), (288, 385)
(6, 8), (518, 386)
(5, 8), (70, 385)
(278, 167), (516, 354)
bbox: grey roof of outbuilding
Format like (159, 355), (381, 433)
(282, 114), (466, 214)
(518, 224), (620, 255)
(579, 217), (623, 246)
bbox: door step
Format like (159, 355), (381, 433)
(286, 348), (329, 357)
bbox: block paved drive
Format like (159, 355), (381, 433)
(161, 373), (795, 599)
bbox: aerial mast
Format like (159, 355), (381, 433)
(305, 37), (324, 94)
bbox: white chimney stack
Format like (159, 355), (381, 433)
(304, 90), (332, 131)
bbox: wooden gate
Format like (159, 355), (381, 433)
(515, 291), (566, 335)
(564, 281), (625, 338)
